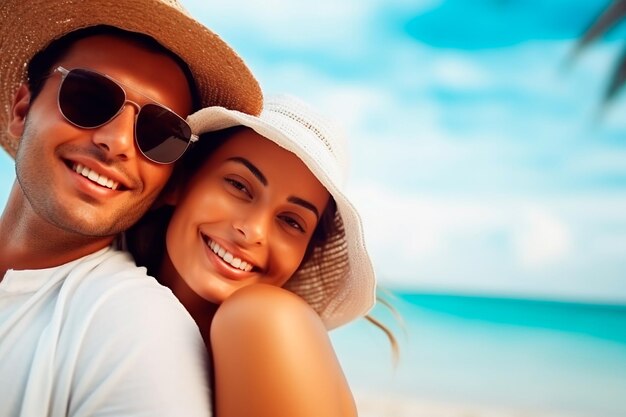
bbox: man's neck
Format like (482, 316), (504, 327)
(0, 182), (113, 278)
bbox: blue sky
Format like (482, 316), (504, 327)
(2, 0), (626, 303)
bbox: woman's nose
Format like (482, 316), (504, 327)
(233, 210), (271, 245)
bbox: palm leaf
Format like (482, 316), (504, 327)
(604, 44), (626, 103)
(569, 0), (626, 106)
(572, 0), (626, 58)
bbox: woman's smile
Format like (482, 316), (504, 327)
(202, 234), (255, 272)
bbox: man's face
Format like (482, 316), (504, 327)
(12, 34), (194, 237)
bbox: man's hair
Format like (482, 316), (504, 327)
(26, 25), (200, 109)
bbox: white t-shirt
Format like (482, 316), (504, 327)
(0, 246), (211, 417)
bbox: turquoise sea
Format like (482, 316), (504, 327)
(331, 291), (626, 417)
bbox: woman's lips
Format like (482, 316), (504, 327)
(202, 235), (255, 272)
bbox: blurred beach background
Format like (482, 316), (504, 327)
(2, 0), (626, 416)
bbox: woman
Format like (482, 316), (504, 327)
(128, 94), (383, 417)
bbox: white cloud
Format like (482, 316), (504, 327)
(350, 182), (626, 301)
(430, 55), (491, 90)
(512, 205), (572, 269)
(564, 148), (626, 176)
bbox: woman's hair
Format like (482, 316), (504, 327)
(366, 296), (402, 366)
(125, 126), (400, 360)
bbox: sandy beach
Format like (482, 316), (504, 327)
(355, 391), (597, 417)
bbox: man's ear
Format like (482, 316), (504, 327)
(7, 84), (31, 138)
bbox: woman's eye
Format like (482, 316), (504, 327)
(225, 178), (251, 198)
(280, 215), (305, 233)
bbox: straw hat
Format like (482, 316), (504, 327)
(187, 94), (376, 330)
(0, 0), (262, 157)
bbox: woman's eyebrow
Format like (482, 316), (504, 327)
(288, 196), (320, 220)
(227, 156), (321, 219)
(227, 157), (267, 185)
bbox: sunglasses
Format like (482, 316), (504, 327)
(54, 66), (197, 164)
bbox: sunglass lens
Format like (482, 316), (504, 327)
(135, 103), (192, 164)
(59, 69), (125, 128)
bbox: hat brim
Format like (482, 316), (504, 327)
(0, 0), (263, 157)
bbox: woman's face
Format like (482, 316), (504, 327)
(165, 128), (330, 304)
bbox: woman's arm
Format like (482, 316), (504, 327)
(210, 284), (357, 417)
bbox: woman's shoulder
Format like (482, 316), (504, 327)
(211, 283), (328, 348)
(210, 284), (357, 417)
(215, 284), (321, 328)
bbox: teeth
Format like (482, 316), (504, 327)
(208, 239), (253, 272)
(73, 163), (119, 190)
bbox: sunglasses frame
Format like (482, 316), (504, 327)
(54, 66), (198, 164)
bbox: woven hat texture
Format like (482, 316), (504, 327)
(0, 0), (262, 157)
(188, 94), (376, 329)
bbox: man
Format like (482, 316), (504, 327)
(0, 1), (262, 416)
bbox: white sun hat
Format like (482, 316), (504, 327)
(187, 94), (376, 330)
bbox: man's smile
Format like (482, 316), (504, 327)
(72, 163), (120, 190)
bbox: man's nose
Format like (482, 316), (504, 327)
(91, 104), (138, 161)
